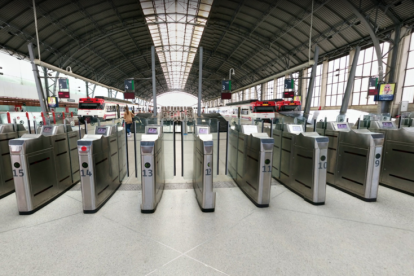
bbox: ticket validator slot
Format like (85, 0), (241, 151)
(229, 124), (274, 207)
(78, 125), (124, 213)
(272, 124), (328, 205)
(193, 125), (215, 212)
(140, 125), (165, 213)
(369, 120), (414, 196)
(9, 124), (78, 214)
(0, 124), (27, 199)
(316, 121), (384, 201)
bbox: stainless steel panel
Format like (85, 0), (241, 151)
(140, 133), (165, 213)
(193, 135), (215, 211)
(78, 125), (122, 213)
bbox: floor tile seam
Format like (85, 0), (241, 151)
(64, 194), (82, 203)
(100, 214), (184, 254)
(0, 211), (81, 234)
(277, 207), (414, 233)
(271, 190), (289, 199)
(184, 254), (231, 275)
(182, 210), (257, 255)
(144, 254), (186, 276)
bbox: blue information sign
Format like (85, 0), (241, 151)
(222, 80), (232, 91)
(284, 79), (294, 90)
(58, 78), (69, 90)
(124, 79), (135, 92)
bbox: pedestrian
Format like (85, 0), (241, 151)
(124, 105), (133, 137)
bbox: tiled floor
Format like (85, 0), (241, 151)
(0, 180), (413, 275)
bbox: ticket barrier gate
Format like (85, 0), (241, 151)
(140, 125), (165, 213)
(271, 124), (328, 205)
(228, 125), (273, 207)
(77, 125), (124, 213)
(193, 125), (215, 212)
(316, 122), (384, 201)
(9, 125), (79, 214)
(0, 124), (27, 198)
(369, 121), (414, 195)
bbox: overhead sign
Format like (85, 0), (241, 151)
(283, 91), (294, 98)
(58, 78), (69, 90)
(124, 92), (135, 99)
(378, 83), (395, 101)
(368, 77), (378, 95)
(124, 79), (135, 92)
(222, 80), (231, 91)
(58, 91), (70, 98)
(284, 79), (294, 90)
(47, 97), (59, 108)
(221, 93), (231, 100)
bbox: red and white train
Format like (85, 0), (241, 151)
(78, 96), (140, 123)
(206, 99), (301, 122)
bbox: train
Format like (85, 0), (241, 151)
(205, 99), (301, 122)
(78, 96), (140, 123)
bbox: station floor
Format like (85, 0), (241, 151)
(0, 134), (413, 275)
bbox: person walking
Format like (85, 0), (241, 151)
(124, 105), (134, 137)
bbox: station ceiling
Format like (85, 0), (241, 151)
(0, 0), (413, 101)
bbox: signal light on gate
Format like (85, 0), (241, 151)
(81, 146), (87, 152)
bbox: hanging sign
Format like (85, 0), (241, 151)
(222, 80), (231, 91)
(221, 93), (231, 100)
(284, 79), (294, 90)
(378, 83), (396, 101)
(124, 92), (135, 99)
(368, 77), (378, 95)
(58, 91), (70, 98)
(47, 97), (59, 108)
(58, 78), (69, 90)
(124, 79), (135, 92)
(283, 91), (294, 98)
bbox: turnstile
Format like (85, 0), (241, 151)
(228, 125), (273, 207)
(193, 126), (215, 212)
(9, 125), (79, 214)
(0, 124), (27, 198)
(316, 122), (384, 201)
(369, 121), (414, 195)
(271, 124), (328, 205)
(78, 125), (124, 213)
(140, 125), (165, 213)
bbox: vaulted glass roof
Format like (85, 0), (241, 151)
(140, 0), (213, 90)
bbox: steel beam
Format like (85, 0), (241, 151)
(28, 43), (48, 114)
(303, 46), (320, 121)
(340, 46), (361, 115)
(198, 47), (203, 117)
(152, 46), (157, 116)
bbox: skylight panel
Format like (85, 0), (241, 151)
(140, 0), (213, 90)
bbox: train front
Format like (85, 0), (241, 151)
(78, 98), (105, 124)
(250, 101), (276, 123)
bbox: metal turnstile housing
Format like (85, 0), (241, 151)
(272, 124), (328, 204)
(9, 125), (78, 214)
(193, 133), (215, 212)
(317, 122), (384, 201)
(78, 125), (122, 213)
(141, 125), (165, 213)
(229, 125), (273, 207)
(0, 124), (27, 198)
(369, 121), (414, 195)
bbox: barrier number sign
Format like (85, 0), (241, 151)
(205, 169), (212, 175)
(13, 169), (24, 177)
(81, 170), (92, 177)
(142, 170), (153, 177)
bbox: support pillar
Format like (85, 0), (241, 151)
(340, 46), (361, 115)
(151, 46), (157, 116)
(28, 43), (48, 114)
(303, 45), (319, 121)
(198, 47), (203, 117)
